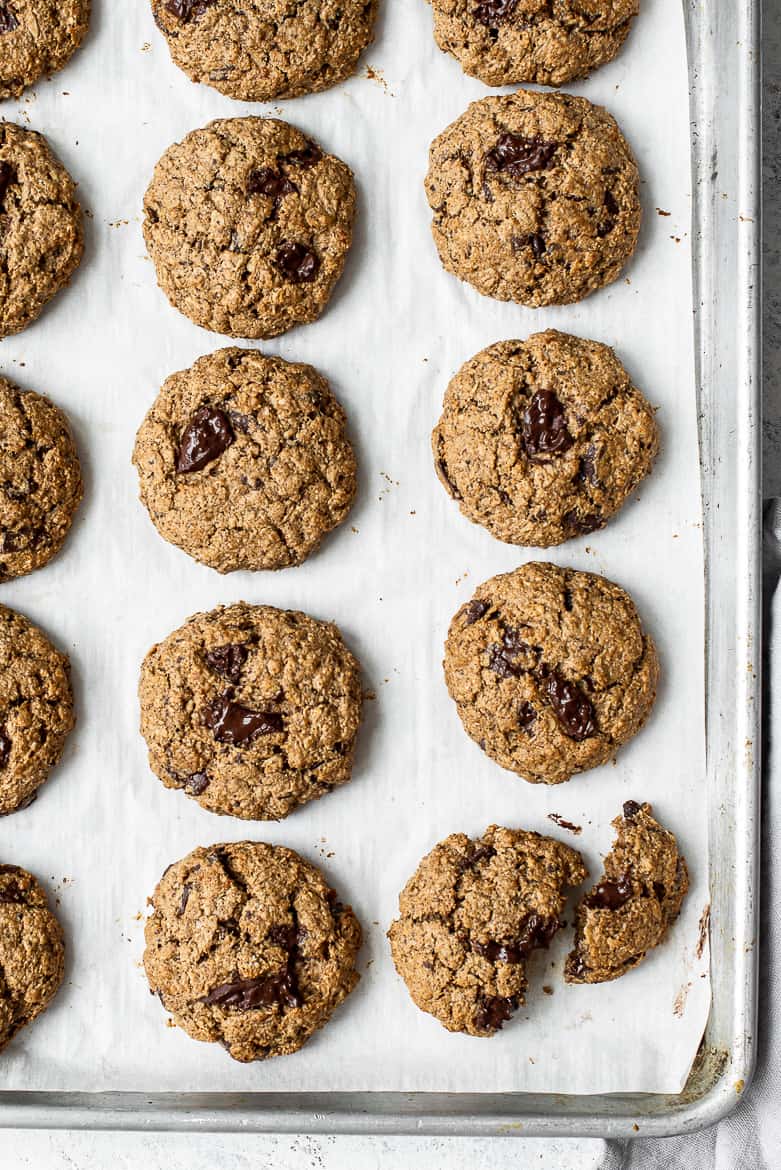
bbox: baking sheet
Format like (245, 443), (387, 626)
(0, 0), (710, 1095)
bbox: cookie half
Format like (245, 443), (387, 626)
(144, 841), (362, 1061)
(143, 117), (356, 339)
(0, 864), (65, 1051)
(0, 0), (90, 100)
(139, 603), (363, 820)
(425, 91), (640, 307)
(433, 331), (658, 546)
(388, 826), (586, 1036)
(133, 348), (356, 573)
(444, 562), (658, 784)
(565, 801), (689, 984)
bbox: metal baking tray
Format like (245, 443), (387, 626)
(0, 0), (761, 1137)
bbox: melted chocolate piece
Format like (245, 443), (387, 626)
(166, 0), (215, 20)
(520, 389), (573, 461)
(0, 2), (18, 33)
(464, 599), (490, 625)
(282, 142), (322, 168)
(205, 693), (284, 745)
(473, 0), (518, 24)
(437, 457), (462, 500)
(597, 189), (620, 237)
(518, 701), (536, 731)
(527, 233), (547, 259)
(247, 166), (295, 201)
(543, 671), (596, 741)
(561, 509), (603, 536)
(485, 134), (558, 179)
(576, 443), (599, 486)
(275, 241), (320, 283)
(0, 161), (16, 204)
(0, 725), (10, 770)
(204, 643), (248, 683)
(202, 969), (301, 1011)
(623, 799), (641, 819)
(177, 885), (191, 916)
(487, 626), (531, 678)
(176, 406), (235, 473)
(584, 872), (633, 911)
(267, 923), (305, 950)
(473, 915), (559, 964)
(473, 994), (517, 1032)
(184, 772), (210, 796)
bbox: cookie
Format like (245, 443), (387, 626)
(0, 606), (74, 816)
(139, 603), (363, 821)
(0, 378), (83, 581)
(425, 91), (641, 307)
(428, 0), (638, 88)
(565, 801), (689, 984)
(143, 118), (356, 339)
(0, 864), (65, 1051)
(133, 348), (356, 574)
(0, 122), (84, 337)
(432, 330), (658, 547)
(144, 841), (361, 1061)
(388, 826), (586, 1036)
(150, 0), (377, 102)
(444, 562), (658, 784)
(0, 0), (90, 100)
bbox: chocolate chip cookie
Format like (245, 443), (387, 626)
(428, 0), (639, 88)
(133, 348), (356, 574)
(388, 826), (586, 1036)
(0, 606), (75, 816)
(425, 91), (641, 307)
(433, 330), (658, 547)
(139, 603), (363, 821)
(444, 562), (658, 784)
(150, 0), (377, 102)
(143, 118), (356, 339)
(0, 0), (90, 100)
(144, 841), (362, 1061)
(0, 864), (65, 1051)
(0, 377), (83, 581)
(565, 801), (689, 984)
(0, 122), (84, 337)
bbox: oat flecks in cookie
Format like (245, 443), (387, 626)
(143, 841), (362, 1061)
(433, 330), (659, 547)
(0, 865), (65, 1051)
(138, 602), (363, 821)
(387, 826), (586, 1036)
(0, 0), (90, 99)
(142, 117), (356, 339)
(429, 0), (639, 88)
(133, 348), (357, 573)
(425, 90), (641, 307)
(150, 0), (377, 101)
(444, 562), (658, 785)
(565, 802), (689, 984)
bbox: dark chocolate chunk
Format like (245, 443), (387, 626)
(464, 599), (490, 625)
(204, 643), (248, 683)
(267, 923), (304, 951)
(202, 967), (301, 1011)
(473, 914), (559, 964)
(487, 627), (531, 678)
(247, 166), (295, 201)
(597, 189), (620, 237)
(165, 0), (216, 21)
(473, 0), (518, 24)
(205, 693), (284, 745)
(281, 142), (322, 168)
(517, 700), (536, 731)
(437, 457), (462, 500)
(485, 134), (558, 179)
(274, 241), (320, 283)
(0, 880), (23, 904)
(473, 994), (517, 1032)
(176, 406), (235, 473)
(623, 799), (641, 819)
(584, 872), (633, 911)
(520, 389), (573, 461)
(653, 881), (666, 902)
(0, 161), (16, 204)
(0, 725), (10, 770)
(561, 509), (603, 536)
(576, 443), (599, 486)
(184, 772), (210, 796)
(177, 885), (191, 916)
(543, 670), (596, 741)
(0, 3), (18, 33)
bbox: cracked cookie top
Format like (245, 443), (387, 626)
(0, 865), (65, 1051)
(142, 117), (356, 339)
(428, 0), (639, 88)
(444, 562), (658, 784)
(388, 826), (586, 1036)
(144, 841), (362, 1061)
(133, 348), (357, 573)
(425, 91), (641, 307)
(0, 0), (90, 100)
(432, 330), (659, 547)
(150, 0), (377, 102)
(138, 602), (364, 821)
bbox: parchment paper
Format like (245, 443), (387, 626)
(0, 0), (710, 1095)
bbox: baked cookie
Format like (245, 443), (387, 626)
(144, 841), (361, 1061)
(428, 0), (639, 88)
(0, 0), (90, 100)
(388, 826), (586, 1036)
(133, 348), (356, 573)
(565, 801), (689, 984)
(0, 864), (65, 1051)
(425, 91), (640, 307)
(143, 118), (356, 339)
(432, 330), (658, 547)
(139, 602), (363, 820)
(150, 0), (377, 102)
(0, 378), (83, 581)
(0, 122), (84, 337)
(444, 562), (658, 784)
(0, 606), (74, 816)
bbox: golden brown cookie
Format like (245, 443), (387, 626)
(0, 0), (90, 100)
(0, 864), (65, 1051)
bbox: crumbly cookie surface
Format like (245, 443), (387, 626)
(143, 117), (356, 339)
(144, 841), (362, 1061)
(425, 91), (640, 307)
(0, 0), (90, 99)
(0, 122), (84, 337)
(0, 378), (83, 581)
(0, 605), (74, 816)
(150, 0), (377, 101)
(133, 348), (356, 573)
(565, 801), (689, 983)
(388, 826), (586, 1035)
(433, 330), (658, 547)
(139, 603), (363, 821)
(444, 562), (658, 784)
(429, 0), (639, 88)
(0, 864), (65, 1051)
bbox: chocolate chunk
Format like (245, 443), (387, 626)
(177, 885), (191, 916)
(275, 241), (320, 283)
(437, 457), (462, 500)
(205, 693), (284, 745)
(653, 881), (666, 901)
(518, 701), (536, 731)
(474, 915), (559, 964)
(0, 3), (18, 33)
(487, 627), (531, 678)
(585, 872), (633, 911)
(458, 842), (496, 873)
(597, 189), (620, 237)
(520, 389), (573, 461)
(184, 772), (210, 795)
(0, 161), (16, 204)
(464, 599), (490, 625)
(485, 134), (558, 179)
(528, 233), (547, 259)
(473, 0), (517, 24)
(473, 994), (517, 1032)
(576, 443), (599, 486)
(202, 967), (301, 1011)
(561, 510), (603, 536)
(204, 643), (248, 683)
(281, 142), (322, 168)
(0, 725), (10, 770)
(623, 799), (641, 819)
(543, 670), (596, 741)
(176, 406), (235, 473)
(165, 0), (215, 21)
(247, 166), (295, 201)
(267, 923), (304, 950)
(0, 880), (23, 904)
